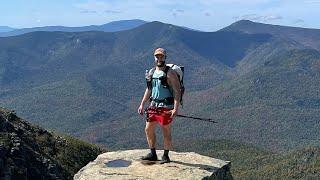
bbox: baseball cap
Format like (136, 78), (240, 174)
(154, 48), (166, 56)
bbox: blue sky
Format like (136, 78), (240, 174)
(1, 0), (319, 31)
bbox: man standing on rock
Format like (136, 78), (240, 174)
(138, 47), (181, 164)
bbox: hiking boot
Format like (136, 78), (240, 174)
(160, 155), (171, 164)
(141, 153), (158, 161)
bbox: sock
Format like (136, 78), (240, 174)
(150, 148), (156, 156)
(164, 149), (169, 156)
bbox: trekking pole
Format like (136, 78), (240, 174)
(144, 109), (217, 124)
(176, 114), (217, 123)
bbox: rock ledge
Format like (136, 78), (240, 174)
(74, 149), (232, 180)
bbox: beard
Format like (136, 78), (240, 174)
(156, 60), (166, 67)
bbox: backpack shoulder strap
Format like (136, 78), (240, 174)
(163, 65), (173, 96)
(146, 67), (156, 90)
(149, 67), (156, 76)
(164, 65), (170, 75)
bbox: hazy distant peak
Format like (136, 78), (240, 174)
(0, 26), (16, 33)
(0, 19), (148, 37)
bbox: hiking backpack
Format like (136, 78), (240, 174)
(146, 64), (185, 106)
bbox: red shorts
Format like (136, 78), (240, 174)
(147, 107), (173, 126)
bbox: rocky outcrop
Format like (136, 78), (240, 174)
(74, 149), (232, 180)
(0, 108), (69, 179)
(0, 107), (105, 180)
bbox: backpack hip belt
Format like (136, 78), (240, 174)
(150, 97), (174, 105)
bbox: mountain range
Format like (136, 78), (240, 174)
(0, 19), (147, 37)
(0, 19), (319, 155)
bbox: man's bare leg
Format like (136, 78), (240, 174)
(160, 123), (172, 163)
(145, 121), (157, 148)
(141, 121), (158, 161)
(161, 123), (172, 150)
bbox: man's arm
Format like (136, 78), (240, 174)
(138, 88), (151, 115)
(167, 70), (181, 118)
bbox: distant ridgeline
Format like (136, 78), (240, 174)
(0, 19), (147, 37)
(0, 107), (106, 180)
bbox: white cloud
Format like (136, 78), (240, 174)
(234, 14), (262, 21)
(204, 12), (211, 16)
(105, 10), (121, 14)
(305, 0), (320, 4)
(172, 9), (184, 17)
(80, 10), (97, 14)
(263, 15), (282, 21)
(74, 0), (122, 15)
(74, 1), (110, 10)
(293, 19), (305, 24)
(234, 14), (282, 22)
(198, 0), (272, 5)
